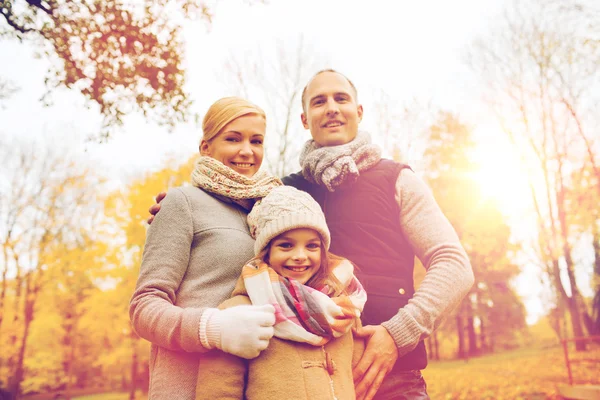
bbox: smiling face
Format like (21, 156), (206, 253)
(200, 114), (265, 177)
(267, 228), (322, 284)
(301, 71), (363, 147)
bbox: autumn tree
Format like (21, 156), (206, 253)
(371, 91), (433, 169)
(468, 0), (600, 349)
(0, 0), (262, 140)
(100, 155), (196, 396)
(219, 36), (328, 177)
(0, 136), (104, 397)
(18, 241), (107, 396)
(422, 112), (526, 358)
(462, 202), (527, 353)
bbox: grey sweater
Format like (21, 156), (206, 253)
(381, 168), (474, 356)
(129, 186), (255, 400)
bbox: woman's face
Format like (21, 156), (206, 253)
(200, 114), (266, 177)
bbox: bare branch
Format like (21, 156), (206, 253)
(0, 1), (36, 35)
(219, 35), (326, 177)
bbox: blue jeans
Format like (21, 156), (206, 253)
(373, 370), (430, 400)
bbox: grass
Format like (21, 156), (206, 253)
(74, 392), (144, 400)
(423, 344), (600, 399)
(74, 394), (127, 400)
(69, 345), (600, 400)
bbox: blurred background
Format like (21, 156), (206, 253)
(0, 0), (599, 398)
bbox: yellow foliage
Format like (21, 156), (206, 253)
(22, 350), (66, 394)
(1, 154), (195, 393)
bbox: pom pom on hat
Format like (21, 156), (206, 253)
(247, 186), (330, 255)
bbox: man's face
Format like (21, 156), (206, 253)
(301, 71), (363, 147)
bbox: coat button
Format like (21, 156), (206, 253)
(398, 288), (406, 295)
(325, 352), (335, 375)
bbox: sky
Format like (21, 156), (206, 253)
(1, 0), (509, 177)
(1, 0), (583, 324)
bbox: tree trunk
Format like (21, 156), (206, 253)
(65, 339), (75, 400)
(433, 330), (440, 361)
(456, 303), (466, 360)
(0, 246), (9, 338)
(557, 186), (587, 351)
(7, 269), (23, 392)
(426, 331), (440, 361)
(588, 227), (600, 335)
(62, 312), (74, 400)
(549, 257), (572, 340)
(0, 247), (9, 373)
(9, 292), (34, 398)
(480, 318), (487, 353)
(130, 333), (138, 400)
(566, 293), (586, 351)
(426, 337), (433, 359)
(467, 314), (478, 356)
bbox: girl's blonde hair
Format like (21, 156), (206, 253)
(256, 233), (350, 295)
(202, 97), (266, 142)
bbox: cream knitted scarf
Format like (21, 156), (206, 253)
(191, 156), (282, 210)
(299, 131), (382, 192)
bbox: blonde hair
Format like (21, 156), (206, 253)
(202, 97), (266, 142)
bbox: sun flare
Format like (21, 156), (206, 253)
(470, 126), (531, 219)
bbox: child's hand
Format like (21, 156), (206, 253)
(206, 304), (276, 359)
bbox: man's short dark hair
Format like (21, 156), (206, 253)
(301, 69), (358, 112)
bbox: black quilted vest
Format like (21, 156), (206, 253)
(283, 159), (427, 370)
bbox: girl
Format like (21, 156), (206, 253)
(130, 97), (282, 399)
(196, 186), (367, 400)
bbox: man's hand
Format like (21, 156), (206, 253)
(147, 192), (166, 225)
(353, 325), (398, 400)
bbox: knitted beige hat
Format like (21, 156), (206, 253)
(247, 186), (331, 255)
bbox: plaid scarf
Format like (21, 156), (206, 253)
(191, 156), (282, 210)
(299, 131), (382, 192)
(239, 259), (367, 346)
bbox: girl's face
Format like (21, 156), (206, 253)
(200, 114), (265, 177)
(268, 228), (322, 284)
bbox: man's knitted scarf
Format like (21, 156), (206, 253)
(191, 156), (282, 210)
(237, 258), (367, 346)
(299, 131), (382, 192)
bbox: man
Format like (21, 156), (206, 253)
(283, 69), (472, 399)
(150, 70), (473, 399)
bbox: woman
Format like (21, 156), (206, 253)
(129, 97), (282, 399)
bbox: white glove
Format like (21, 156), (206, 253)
(201, 304), (276, 359)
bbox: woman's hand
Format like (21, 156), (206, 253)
(204, 304), (276, 359)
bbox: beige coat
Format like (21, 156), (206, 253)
(196, 285), (364, 400)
